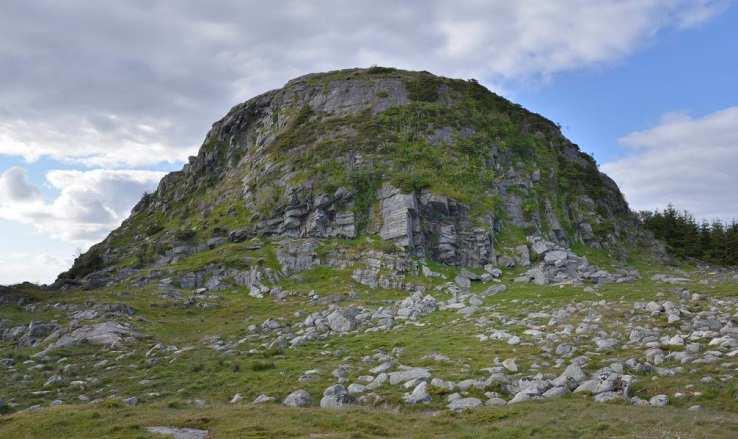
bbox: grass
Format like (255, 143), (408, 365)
(2, 399), (738, 438)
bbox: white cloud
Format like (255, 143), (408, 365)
(602, 106), (738, 221)
(0, 116), (191, 168)
(0, 0), (729, 167)
(0, 167), (165, 244)
(0, 166), (41, 202)
(0, 252), (71, 285)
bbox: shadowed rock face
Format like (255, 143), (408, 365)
(58, 67), (646, 286)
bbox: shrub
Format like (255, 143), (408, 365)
(367, 66), (395, 74)
(145, 222), (164, 236)
(405, 76), (440, 102)
(250, 360), (276, 371)
(58, 247), (104, 280)
(175, 228), (197, 241)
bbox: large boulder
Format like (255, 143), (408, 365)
(40, 321), (139, 354)
(319, 384), (354, 409)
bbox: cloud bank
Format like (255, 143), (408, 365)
(0, 0), (728, 167)
(602, 107), (738, 221)
(0, 167), (165, 244)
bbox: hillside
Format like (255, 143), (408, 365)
(56, 67), (648, 290)
(2, 68), (738, 438)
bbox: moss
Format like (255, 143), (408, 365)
(350, 169), (382, 235)
(270, 105), (316, 152)
(174, 228), (197, 242)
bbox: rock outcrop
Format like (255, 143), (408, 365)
(56, 67), (649, 286)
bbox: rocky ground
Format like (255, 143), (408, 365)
(2, 237), (738, 438)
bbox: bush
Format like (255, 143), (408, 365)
(405, 76), (440, 102)
(145, 222), (164, 236)
(175, 228), (196, 241)
(250, 360), (276, 372)
(58, 247), (104, 280)
(350, 169), (382, 235)
(367, 66), (395, 74)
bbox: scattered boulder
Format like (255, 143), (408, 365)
(403, 382), (431, 404)
(388, 368), (430, 385)
(320, 384), (354, 409)
(146, 427), (209, 439)
(283, 389), (312, 407)
(448, 397), (482, 411)
(41, 321), (139, 354)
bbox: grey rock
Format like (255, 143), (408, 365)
(347, 383), (367, 395)
(41, 321), (139, 354)
(430, 378), (456, 391)
(543, 250), (568, 265)
(379, 184), (418, 248)
(320, 384), (353, 409)
(482, 284), (507, 296)
(388, 368), (430, 385)
(367, 373), (388, 390)
(447, 397), (482, 411)
(403, 382), (431, 404)
(253, 394), (274, 404)
(649, 394), (668, 407)
(508, 391), (532, 404)
(514, 245), (531, 267)
(283, 389), (312, 407)
(502, 358), (518, 372)
(326, 309), (356, 333)
(486, 397), (507, 407)
(484, 265), (502, 278)
(594, 391), (621, 403)
(454, 275), (471, 290)
(370, 361), (394, 374)
(146, 427), (209, 439)
(542, 386), (568, 399)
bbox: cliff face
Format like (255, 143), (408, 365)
(57, 67), (643, 286)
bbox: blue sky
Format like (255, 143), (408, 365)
(1, 1), (737, 284)
(514, 4), (738, 164)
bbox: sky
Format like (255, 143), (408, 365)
(1, 0), (737, 285)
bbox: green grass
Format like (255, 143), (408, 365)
(2, 399), (738, 438)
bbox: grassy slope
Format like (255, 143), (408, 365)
(1, 244), (738, 438)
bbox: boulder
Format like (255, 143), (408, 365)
(283, 389), (312, 407)
(146, 427), (209, 439)
(447, 397), (482, 411)
(649, 394), (668, 407)
(320, 384), (353, 409)
(253, 394), (274, 404)
(41, 321), (139, 354)
(403, 382), (431, 404)
(388, 368), (430, 385)
(326, 310), (356, 333)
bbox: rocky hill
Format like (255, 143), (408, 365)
(3, 68), (738, 438)
(56, 67), (648, 290)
